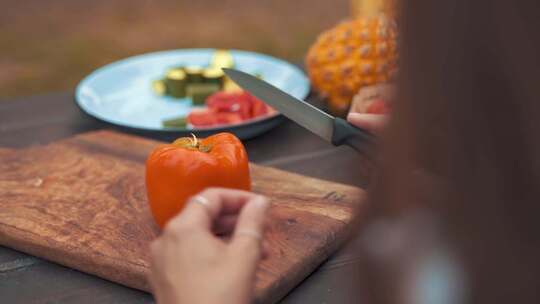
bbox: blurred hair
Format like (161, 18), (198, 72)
(367, 0), (540, 303)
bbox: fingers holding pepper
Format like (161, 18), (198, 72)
(148, 188), (270, 304)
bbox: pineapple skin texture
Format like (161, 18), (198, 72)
(306, 15), (398, 116)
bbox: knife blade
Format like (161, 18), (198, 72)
(223, 68), (376, 157)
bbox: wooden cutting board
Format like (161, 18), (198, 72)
(0, 130), (365, 304)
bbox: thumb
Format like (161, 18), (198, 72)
(347, 113), (388, 135)
(230, 196), (270, 262)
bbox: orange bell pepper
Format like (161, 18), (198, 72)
(145, 133), (251, 228)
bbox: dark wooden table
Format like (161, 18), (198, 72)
(0, 92), (371, 303)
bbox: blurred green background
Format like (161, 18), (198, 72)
(0, 0), (348, 99)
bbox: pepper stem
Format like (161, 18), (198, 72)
(190, 133), (198, 147)
(172, 134), (211, 153)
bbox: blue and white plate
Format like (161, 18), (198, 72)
(75, 49), (309, 139)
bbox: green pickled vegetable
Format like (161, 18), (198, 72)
(202, 67), (225, 87)
(184, 66), (204, 83)
(165, 68), (187, 98)
(187, 83), (221, 105)
(211, 49), (234, 69)
(162, 116), (188, 128)
(152, 79), (167, 95)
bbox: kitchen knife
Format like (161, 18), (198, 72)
(223, 68), (376, 157)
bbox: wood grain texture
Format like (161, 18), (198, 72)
(0, 130), (365, 304)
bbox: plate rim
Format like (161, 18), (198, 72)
(74, 48), (309, 132)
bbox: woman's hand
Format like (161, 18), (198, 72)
(347, 113), (389, 135)
(148, 188), (270, 304)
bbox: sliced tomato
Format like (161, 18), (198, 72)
(266, 105), (277, 115)
(188, 109), (244, 127)
(206, 92), (234, 111)
(250, 96), (268, 118)
(237, 92), (254, 119)
(207, 92), (251, 119)
(216, 112), (243, 125)
(187, 110), (218, 127)
(192, 91), (276, 127)
(366, 99), (391, 114)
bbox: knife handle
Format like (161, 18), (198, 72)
(331, 118), (376, 157)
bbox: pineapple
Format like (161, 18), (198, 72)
(351, 0), (398, 19)
(306, 1), (398, 116)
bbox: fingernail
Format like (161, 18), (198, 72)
(253, 196), (270, 210)
(346, 113), (358, 121)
